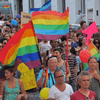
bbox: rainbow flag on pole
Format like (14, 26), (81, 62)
(30, 0), (51, 14)
(84, 40), (100, 71)
(0, 21), (41, 70)
(32, 7), (69, 40)
(4, 5), (10, 10)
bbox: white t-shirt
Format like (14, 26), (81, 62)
(49, 83), (74, 100)
(75, 13), (83, 24)
(40, 41), (51, 53)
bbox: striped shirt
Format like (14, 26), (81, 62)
(67, 54), (77, 80)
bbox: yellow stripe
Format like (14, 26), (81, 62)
(18, 37), (38, 48)
(33, 18), (69, 25)
(4, 47), (18, 65)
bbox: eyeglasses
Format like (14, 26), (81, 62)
(86, 97), (90, 100)
(55, 75), (64, 79)
(69, 31), (72, 33)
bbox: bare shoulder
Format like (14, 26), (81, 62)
(17, 79), (23, 86)
(1, 80), (6, 87)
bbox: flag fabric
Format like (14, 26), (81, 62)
(30, 0), (51, 14)
(83, 21), (98, 45)
(32, 7), (69, 40)
(4, 5), (10, 10)
(84, 40), (100, 71)
(0, 21), (41, 69)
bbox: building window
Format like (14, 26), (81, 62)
(81, 0), (85, 14)
(4, 0), (8, 1)
(62, 0), (66, 12)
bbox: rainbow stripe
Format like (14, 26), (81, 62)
(32, 7), (69, 40)
(4, 5), (10, 10)
(30, 0), (51, 14)
(84, 40), (100, 71)
(0, 21), (41, 69)
(44, 68), (48, 87)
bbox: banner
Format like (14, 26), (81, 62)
(17, 63), (37, 90)
(21, 12), (32, 26)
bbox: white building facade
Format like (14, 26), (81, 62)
(1, 0), (100, 25)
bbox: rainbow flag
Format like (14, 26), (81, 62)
(32, 7), (69, 40)
(4, 5), (10, 10)
(0, 21), (41, 70)
(30, 0), (51, 14)
(84, 40), (100, 71)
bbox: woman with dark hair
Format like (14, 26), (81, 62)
(0, 66), (27, 100)
(53, 48), (71, 77)
(88, 57), (100, 100)
(93, 38), (100, 51)
(79, 36), (87, 50)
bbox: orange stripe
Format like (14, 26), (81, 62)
(87, 43), (94, 51)
(21, 29), (36, 38)
(32, 14), (69, 20)
(4, 29), (36, 62)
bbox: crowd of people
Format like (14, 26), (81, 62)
(0, 13), (100, 100)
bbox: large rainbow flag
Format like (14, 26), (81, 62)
(31, 7), (69, 40)
(0, 21), (41, 70)
(84, 40), (100, 71)
(30, 0), (51, 14)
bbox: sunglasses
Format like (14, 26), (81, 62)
(68, 45), (71, 47)
(55, 75), (64, 79)
(95, 42), (99, 44)
(4, 42), (7, 45)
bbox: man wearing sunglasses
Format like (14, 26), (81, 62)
(48, 69), (73, 100)
(71, 71), (96, 100)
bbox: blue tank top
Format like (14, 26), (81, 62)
(4, 78), (20, 100)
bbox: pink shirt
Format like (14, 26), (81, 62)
(71, 90), (96, 100)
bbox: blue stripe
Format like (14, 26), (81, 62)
(86, 67), (89, 71)
(97, 57), (100, 61)
(16, 52), (40, 63)
(35, 28), (69, 35)
(39, 1), (51, 11)
(30, 0), (51, 13)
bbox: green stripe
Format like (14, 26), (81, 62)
(34, 22), (69, 30)
(84, 63), (88, 70)
(93, 52), (100, 60)
(17, 45), (38, 56)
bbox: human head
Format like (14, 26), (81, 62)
(4, 65), (16, 79)
(50, 40), (58, 48)
(17, 24), (21, 31)
(80, 21), (86, 30)
(47, 56), (57, 71)
(77, 71), (91, 89)
(98, 27), (100, 33)
(73, 33), (77, 41)
(78, 10), (81, 14)
(2, 38), (8, 47)
(3, 33), (11, 40)
(79, 36), (86, 47)
(76, 32), (83, 40)
(53, 48), (63, 58)
(69, 29), (76, 38)
(68, 37), (72, 43)
(88, 56), (97, 70)
(6, 24), (12, 33)
(68, 41), (72, 51)
(12, 27), (17, 34)
(54, 69), (64, 84)
(93, 38), (99, 49)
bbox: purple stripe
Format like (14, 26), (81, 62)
(36, 34), (65, 40)
(25, 60), (41, 69)
(41, 6), (51, 11)
(14, 59), (22, 70)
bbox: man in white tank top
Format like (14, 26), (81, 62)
(48, 69), (73, 100)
